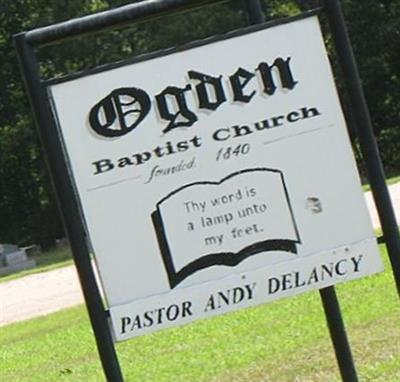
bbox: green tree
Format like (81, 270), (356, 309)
(343, 1), (400, 176)
(0, 1), (110, 248)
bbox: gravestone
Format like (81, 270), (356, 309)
(0, 243), (36, 276)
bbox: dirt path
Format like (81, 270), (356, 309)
(0, 266), (84, 326)
(1, 184), (399, 326)
(364, 182), (400, 231)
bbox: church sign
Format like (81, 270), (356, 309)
(47, 14), (382, 342)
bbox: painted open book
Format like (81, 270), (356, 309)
(152, 168), (301, 288)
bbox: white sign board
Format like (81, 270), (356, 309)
(48, 15), (383, 341)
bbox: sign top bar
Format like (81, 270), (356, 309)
(22, 0), (228, 47)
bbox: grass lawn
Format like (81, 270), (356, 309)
(1, 245), (399, 381)
(362, 174), (400, 192)
(387, 175), (400, 186)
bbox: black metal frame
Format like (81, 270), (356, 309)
(14, 1), (399, 381)
(323, 0), (400, 295)
(24, 0), (229, 45)
(14, 32), (125, 382)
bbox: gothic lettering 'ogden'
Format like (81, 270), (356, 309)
(88, 57), (298, 138)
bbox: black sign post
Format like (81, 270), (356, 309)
(323, 0), (400, 296)
(14, 1), (398, 381)
(245, 0), (265, 24)
(14, 34), (125, 382)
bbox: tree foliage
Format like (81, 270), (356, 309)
(0, 0), (398, 248)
